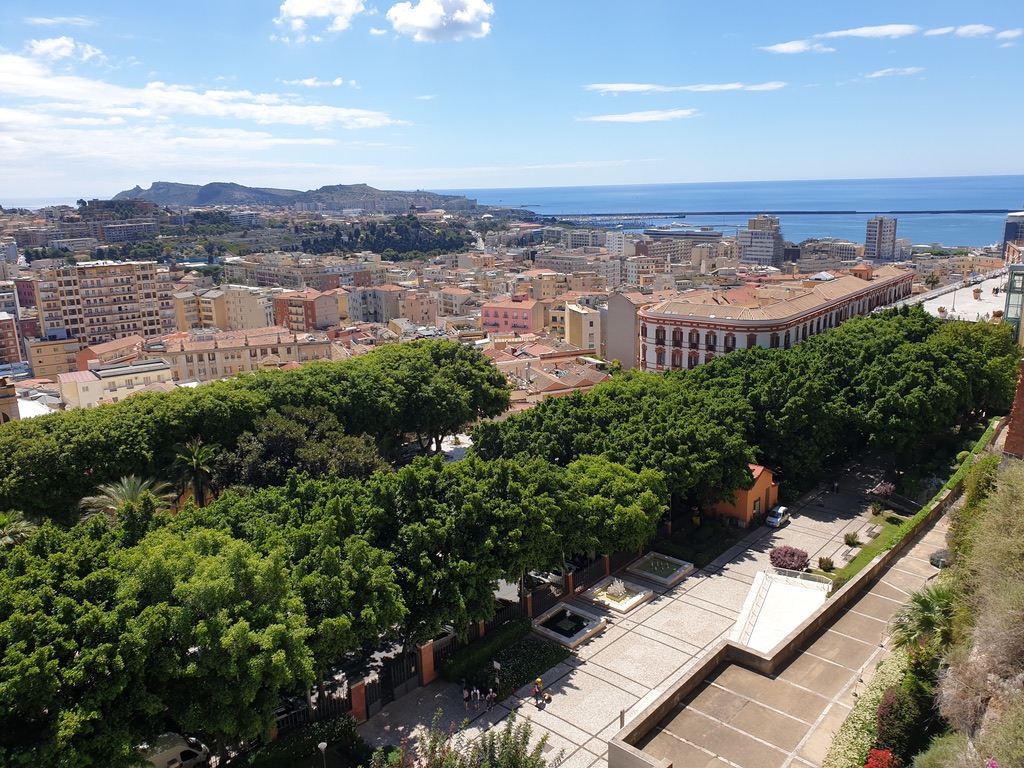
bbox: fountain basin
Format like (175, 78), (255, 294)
(581, 576), (653, 614)
(626, 552), (695, 587)
(532, 605), (607, 649)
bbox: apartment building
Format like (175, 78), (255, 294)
(139, 326), (334, 382)
(222, 284), (285, 330)
(273, 289), (340, 332)
(865, 216), (898, 261)
(223, 253), (341, 291)
(173, 288), (228, 331)
(398, 290), (438, 325)
(32, 261), (176, 346)
(58, 359), (173, 409)
(624, 254), (671, 287)
(0, 312), (23, 369)
(548, 301), (601, 352)
(26, 337), (81, 380)
(346, 285), (407, 323)
(480, 295), (544, 334)
(637, 265), (913, 371)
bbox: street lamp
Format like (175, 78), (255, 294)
(318, 741), (328, 768)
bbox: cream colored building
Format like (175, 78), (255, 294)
(57, 358), (174, 409)
(222, 284), (286, 330)
(138, 326), (334, 382)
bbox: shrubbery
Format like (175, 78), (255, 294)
(769, 545), (809, 571)
(875, 685), (923, 763)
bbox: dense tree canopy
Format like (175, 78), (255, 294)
(0, 308), (1017, 765)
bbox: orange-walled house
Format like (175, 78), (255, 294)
(712, 464), (779, 527)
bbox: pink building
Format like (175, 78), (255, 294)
(480, 295), (544, 334)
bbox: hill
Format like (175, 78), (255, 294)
(113, 181), (480, 212)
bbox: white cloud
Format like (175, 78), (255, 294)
(816, 24), (919, 39)
(0, 53), (399, 130)
(415, 94), (436, 100)
(996, 29), (1023, 39)
(369, 27), (388, 35)
(579, 109), (699, 123)
(275, 0), (366, 36)
(999, 42), (1016, 48)
(386, 0), (494, 42)
(866, 66), (924, 78)
(283, 76), (347, 87)
(956, 24), (995, 37)
(924, 27), (955, 36)
(26, 36), (104, 63)
(28, 36), (77, 59)
(760, 40), (835, 54)
(584, 81), (786, 94)
(24, 16), (95, 27)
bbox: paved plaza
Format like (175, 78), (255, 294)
(637, 515), (949, 768)
(358, 462), (925, 768)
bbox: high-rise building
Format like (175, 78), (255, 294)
(737, 215), (785, 269)
(1002, 212), (1024, 260)
(865, 216), (898, 260)
(32, 261), (176, 346)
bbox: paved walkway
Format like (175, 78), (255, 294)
(358, 462), (902, 768)
(637, 514), (949, 768)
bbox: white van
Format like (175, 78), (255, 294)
(139, 733), (209, 768)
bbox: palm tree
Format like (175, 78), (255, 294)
(79, 475), (176, 524)
(0, 510), (38, 547)
(171, 439), (219, 507)
(891, 583), (956, 651)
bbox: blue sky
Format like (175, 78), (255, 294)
(1, 1), (1022, 203)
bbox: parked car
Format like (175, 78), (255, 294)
(766, 505), (791, 528)
(139, 733), (209, 768)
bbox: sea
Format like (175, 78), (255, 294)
(434, 175), (1024, 249)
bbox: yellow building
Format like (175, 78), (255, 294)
(27, 337), (82, 380)
(57, 358), (174, 409)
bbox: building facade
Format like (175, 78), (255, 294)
(637, 266), (914, 371)
(139, 326), (334, 382)
(865, 216), (898, 260)
(32, 261), (176, 346)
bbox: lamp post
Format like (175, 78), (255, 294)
(318, 741), (328, 768)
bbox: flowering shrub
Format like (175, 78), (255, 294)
(875, 685), (922, 762)
(769, 545), (809, 571)
(863, 749), (897, 768)
(821, 651), (908, 768)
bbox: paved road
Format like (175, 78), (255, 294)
(358, 462), (900, 768)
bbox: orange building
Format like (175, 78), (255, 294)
(712, 464), (780, 528)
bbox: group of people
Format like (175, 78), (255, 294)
(463, 684), (497, 712)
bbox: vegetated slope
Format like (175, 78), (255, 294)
(113, 180), (480, 210)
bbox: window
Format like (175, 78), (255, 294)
(689, 329), (699, 349)
(655, 327), (666, 345)
(705, 331), (716, 351)
(770, 333), (780, 349)
(656, 349), (665, 366)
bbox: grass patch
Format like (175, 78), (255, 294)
(440, 618), (569, 701)
(441, 618), (531, 684)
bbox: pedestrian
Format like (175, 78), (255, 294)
(463, 684), (470, 711)
(832, 480), (839, 493)
(472, 685), (481, 710)
(532, 683), (540, 705)
(486, 688), (496, 711)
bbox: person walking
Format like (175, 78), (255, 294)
(472, 685), (481, 711)
(486, 688), (496, 711)
(463, 684), (470, 711)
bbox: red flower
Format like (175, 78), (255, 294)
(864, 749), (898, 768)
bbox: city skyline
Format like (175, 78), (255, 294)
(1, 1), (1022, 203)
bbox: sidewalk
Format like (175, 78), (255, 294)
(357, 460), (903, 768)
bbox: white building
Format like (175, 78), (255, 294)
(865, 217), (898, 260)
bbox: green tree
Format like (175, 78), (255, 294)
(892, 583), (956, 652)
(170, 439), (219, 507)
(924, 273), (940, 290)
(79, 475), (175, 524)
(0, 510), (37, 547)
